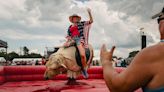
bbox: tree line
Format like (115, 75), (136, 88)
(0, 46), (139, 61)
(0, 46), (42, 61)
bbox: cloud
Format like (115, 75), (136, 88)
(29, 49), (39, 54)
(0, 0), (26, 20)
(104, 0), (164, 21)
(24, 0), (73, 22)
(0, 29), (64, 41)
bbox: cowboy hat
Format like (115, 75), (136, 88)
(69, 14), (81, 23)
(152, 7), (164, 19)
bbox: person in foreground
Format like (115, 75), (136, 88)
(101, 7), (164, 92)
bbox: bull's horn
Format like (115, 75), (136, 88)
(61, 64), (67, 69)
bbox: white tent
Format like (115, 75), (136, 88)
(11, 58), (42, 65)
(0, 57), (6, 62)
(12, 58), (42, 63)
(93, 57), (100, 61)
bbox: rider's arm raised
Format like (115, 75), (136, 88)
(87, 8), (93, 24)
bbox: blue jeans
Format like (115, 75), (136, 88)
(73, 36), (81, 45)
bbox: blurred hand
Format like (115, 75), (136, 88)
(63, 43), (69, 47)
(100, 44), (116, 65)
(87, 8), (91, 13)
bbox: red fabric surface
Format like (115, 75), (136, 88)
(0, 67), (4, 75)
(52, 74), (67, 80)
(4, 66), (46, 75)
(61, 88), (143, 92)
(6, 74), (69, 82)
(0, 66), (143, 92)
(0, 79), (143, 92)
(0, 76), (5, 84)
(5, 74), (44, 82)
(77, 74), (103, 79)
(87, 66), (125, 74)
(87, 66), (103, 74)
(3, 66), (106, 82)
(5, 74), (103, 82)
(0, 67), (5, 84)
(2, 66), (125, 82)
(1, 66), (125, 81)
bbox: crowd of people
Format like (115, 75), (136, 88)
(0, 58), (46, 66)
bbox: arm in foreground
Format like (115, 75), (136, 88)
(101, 44), (153, 92)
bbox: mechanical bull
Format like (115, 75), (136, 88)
(44, 45), (94, 84)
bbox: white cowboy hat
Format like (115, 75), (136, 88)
(69, 14), (81, 23)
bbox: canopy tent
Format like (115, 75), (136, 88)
(0, 40), (8, 61)
(13, 58), (42, 63)
(0, 40), (8, 48)
(0, 57), (6, 62)
(12, 58), (42, 65)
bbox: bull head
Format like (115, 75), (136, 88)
(44, 54), (67, 80)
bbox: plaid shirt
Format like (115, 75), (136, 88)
(67, 21), (91, 48)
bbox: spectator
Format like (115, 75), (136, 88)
(101, 7), (164, 92)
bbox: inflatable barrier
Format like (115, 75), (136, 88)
(0, 66), (142, 92)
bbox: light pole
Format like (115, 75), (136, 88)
(140, 28), (146, 49)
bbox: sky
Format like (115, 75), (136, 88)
(0, 0), (163, 58)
